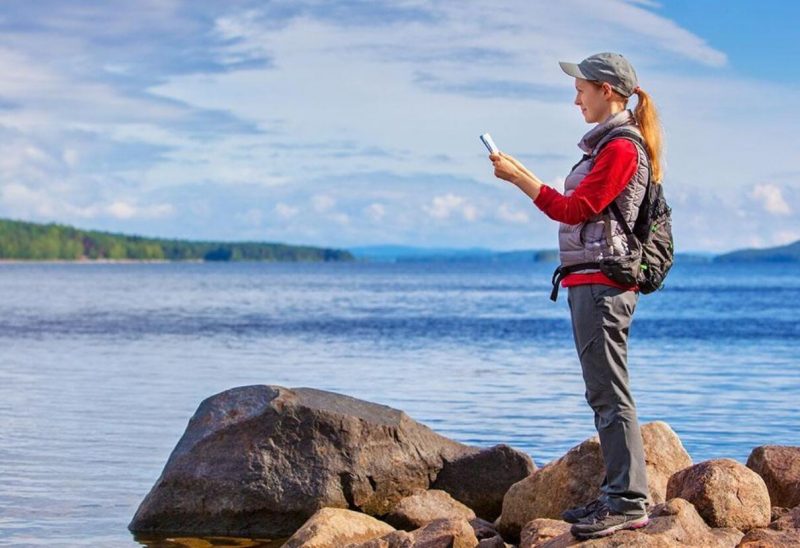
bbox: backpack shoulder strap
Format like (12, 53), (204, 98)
(594, 127), (646, 157)
(597, 127), (649, 241)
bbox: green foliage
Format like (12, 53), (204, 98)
(0, 218), (354, 262)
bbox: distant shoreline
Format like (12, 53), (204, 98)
(0, 259), (350, 264)
(0, 259), (191, 264)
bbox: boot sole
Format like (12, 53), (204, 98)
(572, 515), (650, 539)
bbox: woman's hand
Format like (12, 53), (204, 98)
(490, 152), (531, 185)
(489, 152), (543, 201)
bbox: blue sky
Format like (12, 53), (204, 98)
(0, 0), (797, 252)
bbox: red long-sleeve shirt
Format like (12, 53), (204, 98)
(533, 139), (639, 290)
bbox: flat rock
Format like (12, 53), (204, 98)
(496, 421), (691, 541)
(129, 385), (474, 538)
(350, 517), (479, 548)
(406, 517), (479, 548)
(519, 518), (571, 547)
(383, 489), (476, 531)
(667, 458), (771, 531)
(347, 530), (415, 548)
(737, 527), (800, 547)
(283, 507), (395, 548)
(432, 444), (535, 521)
(524, 498), (743, 547)
(747, 446), (800, 508)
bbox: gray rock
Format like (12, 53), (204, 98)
(412, 517), (480, 548)
(737, 527), (800, 547)
(129, 385), (474, 538)
(432, 444), (535, 522)
(469, 517), (500, 540)
(477, 535), (511, 548)
(666, 458), (771, 531)
(346, 530), (415, 548)
(747, 446), (800, 508)
(519, 518), (571, 547)
(282, 507), (395, 548)
(383, 489), (475, 531)
(349, 518), (479, 548)
(770, 505), (800, 531)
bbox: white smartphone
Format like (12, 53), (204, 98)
(479, 133), (498, 154)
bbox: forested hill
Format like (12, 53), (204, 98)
(0, 218), (353, 262)
(714, 239), (800, 263)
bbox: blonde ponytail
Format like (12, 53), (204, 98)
(632, 88), (664, 183)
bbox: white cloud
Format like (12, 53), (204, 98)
(496, 203), (530, 224)
(752, 183), (791, 216)
(274, 202), (299, 219)
(330, 212), (350, 225)
(312, 194), (335, 212)
(107, 201), (138, 219)
(104, 201), (175, 220)
(236, 208), (264, 226)
(462, 203), (479, 221)
(364, 202), (386, 221)
(0, 183), (174, 221)
(774, 230), (800, 246)
(424, 193), (480, 221)
(1, 183), (54, 216)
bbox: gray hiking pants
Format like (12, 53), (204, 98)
(567, 284), (649, 516)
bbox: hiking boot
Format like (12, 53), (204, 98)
(570, 501), (649, 540)
(561, 498), (604, 524)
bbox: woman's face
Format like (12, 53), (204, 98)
(573, 78), (609, 124)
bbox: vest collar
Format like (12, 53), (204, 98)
(578, 109), (635, 154)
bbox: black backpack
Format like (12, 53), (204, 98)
(550, 129), (674, 301)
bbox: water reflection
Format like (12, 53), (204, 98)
(133, 534), (287, 548)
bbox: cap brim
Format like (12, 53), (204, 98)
(559, 61), (587, 80)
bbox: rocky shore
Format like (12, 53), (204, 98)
(129, 385), (800, 547)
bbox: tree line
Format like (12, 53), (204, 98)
(0, 218), (353, 262)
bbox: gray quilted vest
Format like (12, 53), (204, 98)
(558, 109), (650, 269)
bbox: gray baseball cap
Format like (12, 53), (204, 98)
(559, 52), (639, 97)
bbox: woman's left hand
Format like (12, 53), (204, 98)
(490, 152), (525, 185)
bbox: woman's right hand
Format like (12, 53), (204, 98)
(490, 152), (543, 201)
(490, 152), (524, 185)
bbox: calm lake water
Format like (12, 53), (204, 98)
(0, 260), (798, 546)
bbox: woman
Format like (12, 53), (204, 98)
(490, 52), (663, 540)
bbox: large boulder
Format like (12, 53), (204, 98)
(383, 489), (475, 531)
(129, 385), (475, 538)
(747, 446), (800, 508)
(666, 458), (771, 531)
(431, 444), (535, 521)
(496, 421), (691, 540)
(283, 507), (395, 548)
(520, 498), (743, 547)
